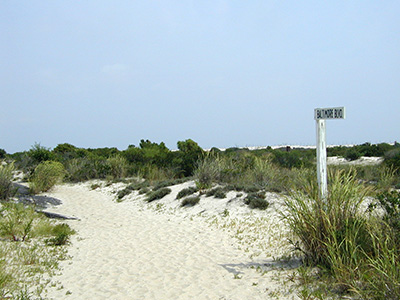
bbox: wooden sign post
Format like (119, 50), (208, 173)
(314, 107), (346, 199)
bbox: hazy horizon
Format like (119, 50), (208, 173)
(1, 1), (399, 153)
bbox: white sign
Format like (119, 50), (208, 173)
(314, 106), (346, 200)
(314, 107), (346, 120)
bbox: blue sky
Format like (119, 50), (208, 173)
(1, 1), (399, 153)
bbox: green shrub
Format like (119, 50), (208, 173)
(0, 149), (6, 159)
(152, 178), (187, 190)
(206, 187), (227, 199)
(345, 148), (362, 161)
(106, 155), (128, 179)
(194, 155), (220, 190)
(177, 139), (204, 176)
(373, 190), (400, 236)
(284, 169), (373, 267)
(384, 148), (400, 171)
(0, 163), (16, 201)
(30, 161), (65, 193)
(0, 203), (36, 241)
(272, 149), (313, 169)
(45, 223), (75, 246)
(181, 196), (200, 207)
(65, 156), (109, 182)
(117, 188), (132, 200)
(28, 143), (54, 165)
(146, 188), (171, 202)
(176, 186), (198, 199)
(244, 192), (269, 210)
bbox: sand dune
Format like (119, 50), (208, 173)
(44, 182), (299, 300)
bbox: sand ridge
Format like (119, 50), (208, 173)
(44, 182), (299, 299)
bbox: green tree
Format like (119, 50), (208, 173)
(177, 139), (204, 176)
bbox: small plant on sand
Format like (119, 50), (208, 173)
(205, 187), (227, 199)
(146, 187), (171, 202)
(45, 223), (75, 246)
(0, 203), (36, 241)
(181, 196), (200, 207)
(283, 169), (400, 298)
(106, 155), (128, 179)
(176, 186), (198, 199)
(0, 163), (16, 201)
(244, 192), (269, 210)
(0, 202), (73, 298)
(30, 161), (65, 194)
(194, 155), (220, 190)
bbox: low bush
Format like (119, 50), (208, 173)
(45, 223), (75, 246)
(30, 161), (65, 193)
(0, 163), (16, 201)
(205, 187), (227, 199)
(65, 156), (110, 182)
(244, 192), (269, 210)
(176, 186), (198, 199)
(194, 155), (220, 190)
(152, 178), (188, 191)
(344, 148), (362, 161)
(0, 202), (73, 298)
(0, 203), (36, 241)
(181, 196), (200, 207)
(117, 188), (132, 200)
(107, 155), (128, 179)
(373, 190), (400, 236)
(146, 188), (171, 202)
(384, 148), (400, 171)
(282, 169), (400, 297)
(284, 169), (372, 267)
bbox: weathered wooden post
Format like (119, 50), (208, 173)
(314, 107), (346, 200)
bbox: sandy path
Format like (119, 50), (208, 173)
(44, 184), (289, 300)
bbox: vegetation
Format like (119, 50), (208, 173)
(205, 187), (227, 199)
(244, 191), (269, 210)
(0, 163), (16, 200)
(284, 169), (400, 299)
(146, 187), (172, 202)
(3, 140), (400, 298)
(181, 196), (200, 207)
(176, 186), (198, 199)
(29, 161), (65, 194)
(0, 203), (74, 298)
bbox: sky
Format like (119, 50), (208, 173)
(1, 1), (399, 153)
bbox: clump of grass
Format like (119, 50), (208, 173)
(153, 178), (188, 190)
(283, 169), (400, 297)
(0, 203), (73, 298)
(181, 196), (200, 207)
(106, 155), (128, 179)
(0, 203), (36, 241)
(146, 188), (171, 202)
(0, 163), (16, 201)
(30, 161), (65, 194)
(117, 180), (150, 200)
(90, 183), (101, 190)
(194, 155), (220, 190)
(117, 188), (132, 200)
(176, 186), (198, 199)
(244, 191), (269, 210)
(205, 187), (227, 199)
(284, 169), (372, 268)
(138, 187), (150, 194)
(45, 223), (75, 246)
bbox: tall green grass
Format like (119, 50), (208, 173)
(284, 168), (400, 298)
(0, 163), (16, 200)
(29, 161), (65, 193)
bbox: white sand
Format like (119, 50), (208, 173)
(44, 182), (299, 300)
(327, 156), (383, 166)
